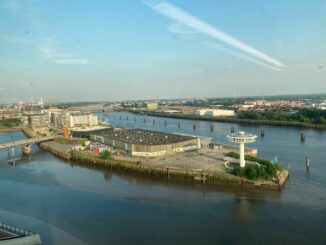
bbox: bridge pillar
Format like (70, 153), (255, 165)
(22, 145), (32, 155)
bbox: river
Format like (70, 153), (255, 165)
(0, 111), (325, 244)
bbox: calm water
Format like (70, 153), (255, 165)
(0, 111), (325, 244)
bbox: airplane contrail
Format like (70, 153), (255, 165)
(144, 1), (284, 70)
(203, 41), (282, 71)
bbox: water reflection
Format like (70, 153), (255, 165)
(231, 196), (256, 222)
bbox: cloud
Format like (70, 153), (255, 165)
(145, 1), (284, 70)
(203, 41), (281, 71)
(54, 59), (89, 65)
(39, 48), (70, 59)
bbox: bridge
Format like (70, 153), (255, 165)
(0, 136), (56, 150)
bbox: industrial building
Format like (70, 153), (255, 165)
(194, 109), (235, 117)
(146, 102), (159, 110)
(90, 128), (200, 157)
(71, 126), (114, 138)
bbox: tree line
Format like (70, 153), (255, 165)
(237, 109), (326, 125)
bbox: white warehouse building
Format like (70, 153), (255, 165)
(194, 109), (235, 117)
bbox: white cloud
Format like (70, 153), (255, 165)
(39, 48), (70, 59)
(54, 59), (89, 65)
(145, 1), (284, 70)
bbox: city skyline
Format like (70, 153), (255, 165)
(0, 0), (326, 103)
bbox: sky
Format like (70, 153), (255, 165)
(0, 0), (326, 103)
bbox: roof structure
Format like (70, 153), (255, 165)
(227, 131), (257, 143)
(93, 128), (196, 145)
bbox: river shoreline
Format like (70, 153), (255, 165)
(0, 127), (22, 132)
(20, 127), (289, 192)
(126, 110), (326, 129)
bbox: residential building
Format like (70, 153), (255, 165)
(28, 114), (48, 130)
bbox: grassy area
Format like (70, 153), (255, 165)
(0, 118), (21, 127)
(225, 152), (283, 180)
(70, 150), (130, 167)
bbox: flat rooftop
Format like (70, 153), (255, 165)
(93, 128), (197, 145)
(71, 126), (111, 132)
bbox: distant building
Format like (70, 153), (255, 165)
(194, 109), (235, 117)
(37, 98), (44, 108)
(90, 128), (200, 157)
(194, 109), (207, 116)
(18, 101), (26, 111)
(28, 114), (48, 130)
(48, 110), (98, 128)
(70, 113), (98, 127)
(61, 113), (72, 128)
(146, 102), (158, 110)
(181, 108), (195, 114)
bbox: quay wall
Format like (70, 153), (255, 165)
(20, 127), (288, 192)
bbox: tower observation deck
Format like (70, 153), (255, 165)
(227, 131), (257, 167)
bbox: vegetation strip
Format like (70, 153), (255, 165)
(225, 152), (283, 180)
(129, 110), (326, 129)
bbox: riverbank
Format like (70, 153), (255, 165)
(0, 127), (22, 132)
(20, 127), (289, 191)
(41, 140), (288, 192)
(128, 110), (326, 129)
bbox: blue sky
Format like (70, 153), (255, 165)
(0, 0), (326, 103)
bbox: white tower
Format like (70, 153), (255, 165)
(227, 131), (257, 167)
(38, 98), (44, 108)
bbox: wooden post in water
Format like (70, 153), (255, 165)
(210, 124), (214, 132)
(306, 156), (310, 168)
(193, 123), (196, 130)
(301, 132), (305, 142)
(165, 120), (167, 127)
(178, 122), (181, 128)
(260, 129), (265, 137)
(306, 155), (310, 176)
(231, 127), (235, 133)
